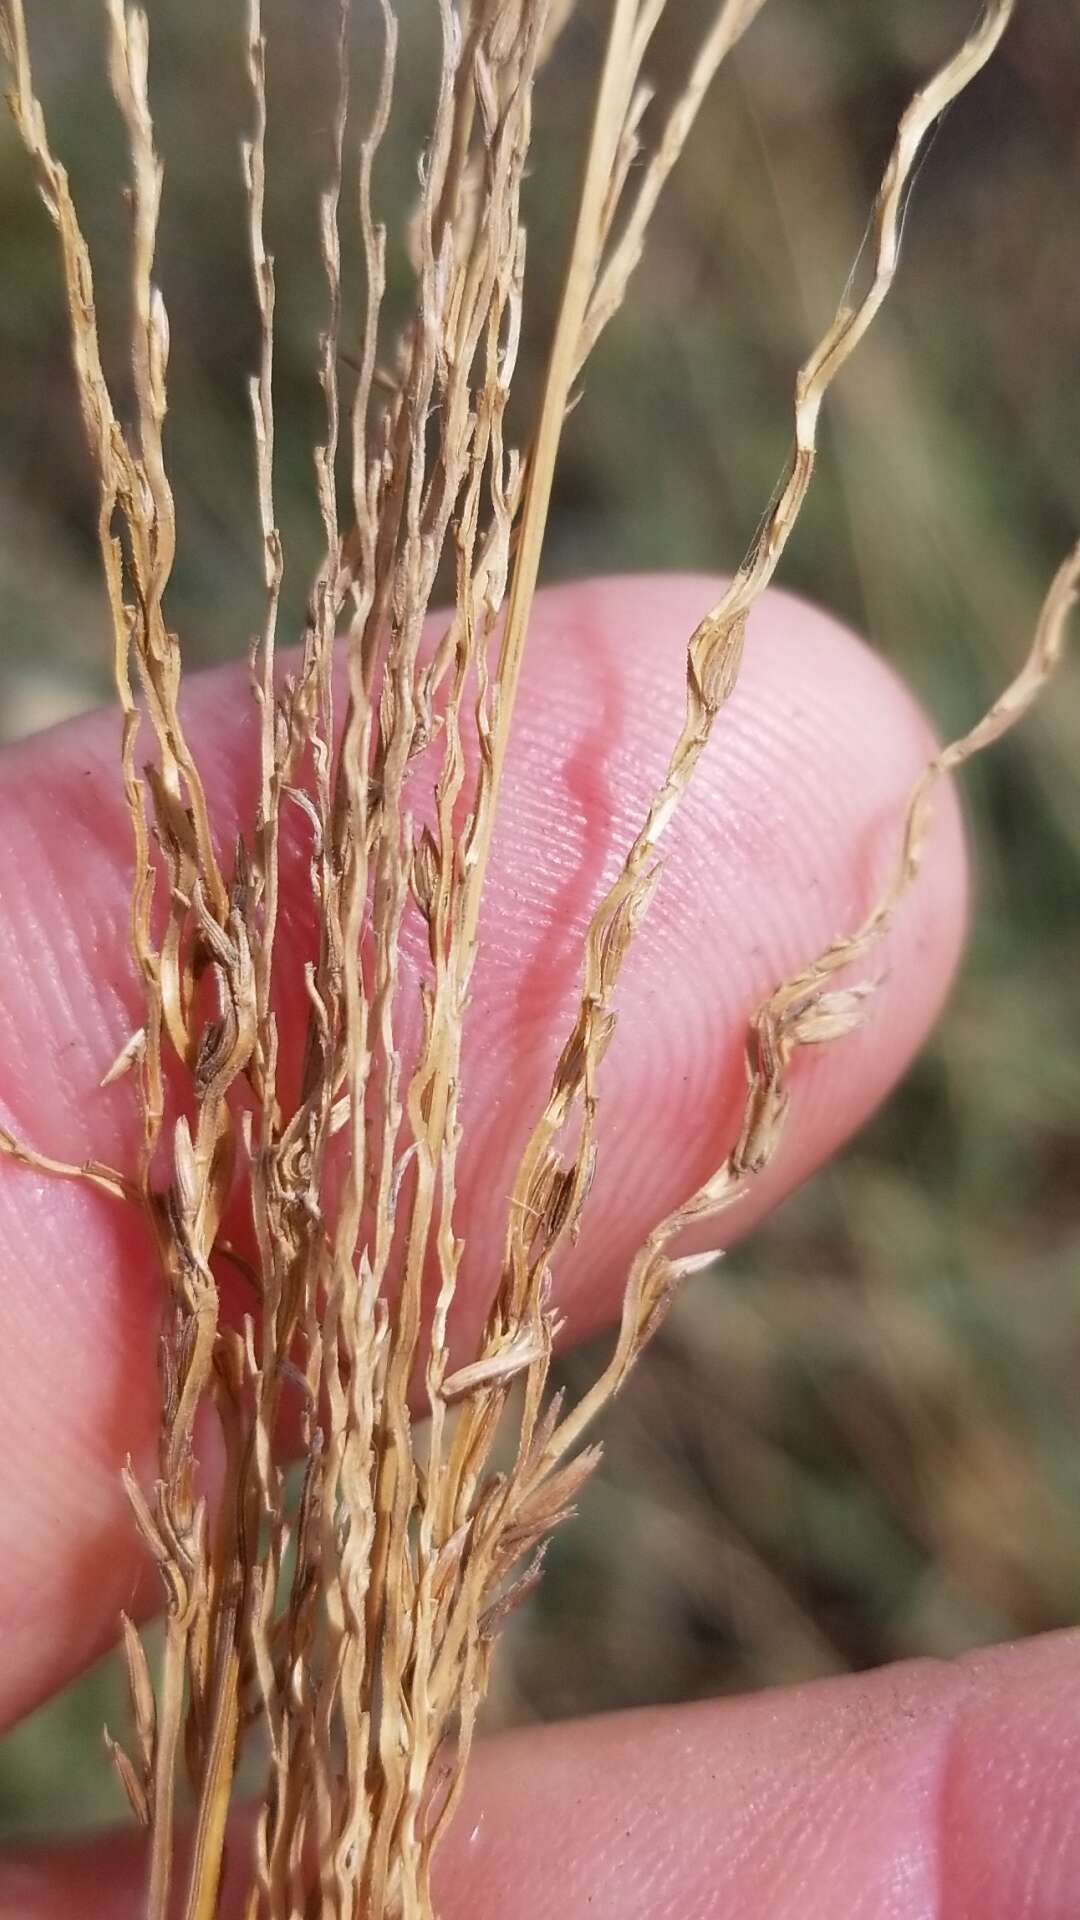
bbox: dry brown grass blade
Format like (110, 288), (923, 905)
(477, 0), (1018, 1487)
(578, 0), (769, 366)
(5, 2), (1068, 1917)
(539, 532), (1079, 1481)
(0, 1128), (139, 1205)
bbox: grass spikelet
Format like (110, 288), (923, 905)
(1, 0), (1076, 1914)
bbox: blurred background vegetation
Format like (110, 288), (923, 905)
(2, 0), (1080, 1841)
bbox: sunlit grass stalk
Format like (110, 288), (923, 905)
(1, 0), (1075, 1914)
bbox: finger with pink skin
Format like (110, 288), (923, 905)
(439, 1629), (1080, 1920)
(3, 1631), (1078, 1917)
(0, 574), (965, 1725)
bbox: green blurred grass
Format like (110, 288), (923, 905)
(2, 0), (1079, 1843)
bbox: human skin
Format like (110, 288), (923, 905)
(1, 575), (1077, 1916)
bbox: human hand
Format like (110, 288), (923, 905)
(1, 575), (1075, 1917)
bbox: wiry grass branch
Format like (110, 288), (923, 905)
(1, 0), (1075, 1914)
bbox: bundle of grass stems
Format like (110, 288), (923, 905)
(1, 0), (1076, 1913)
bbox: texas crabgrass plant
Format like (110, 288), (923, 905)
(1, 0), (1077, 1914)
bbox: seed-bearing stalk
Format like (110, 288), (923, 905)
(1, 2), (1075, 1915)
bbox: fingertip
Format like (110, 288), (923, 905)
(940, 1629), (1080, 1918)
(433, 1630), (1080, 1919)
(0, 574), (974, 1716)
